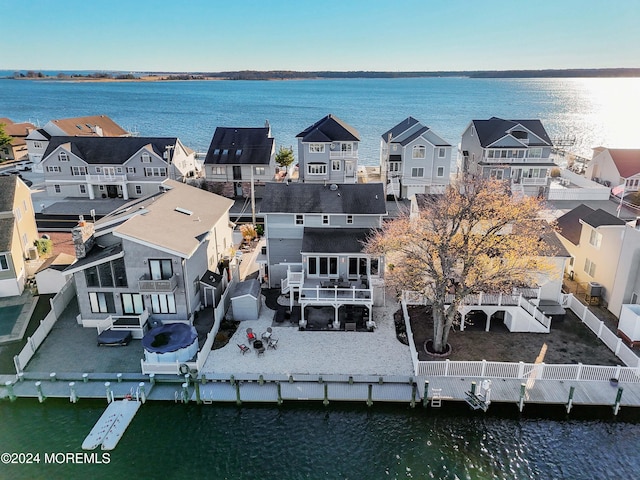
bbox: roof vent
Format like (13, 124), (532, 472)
(329, 184), (338, 191)
(175, 207), (193, 216)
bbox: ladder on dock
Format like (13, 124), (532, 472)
(431, 388), (442, 408)
(82, 399), (141, 451)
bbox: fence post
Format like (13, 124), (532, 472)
(615, 339), (622, 356)
(576, 363), (583, 381)
(518, 361), (525, 379)
(481, 360), (487, 377)
(444, 359), (450, 376)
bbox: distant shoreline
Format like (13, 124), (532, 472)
(5, 68), (640, 82)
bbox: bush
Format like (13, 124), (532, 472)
(34, 238), (53, 257)
(550, 167), (561, 178)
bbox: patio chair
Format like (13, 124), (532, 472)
(246, 327), (257, 344)
(261, 327), (273, 342)
(267, 338), (278, 350)
(237, 343), (250, 355)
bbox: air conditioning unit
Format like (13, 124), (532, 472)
(588, 282), (602, 297)
(27, 246), (39, 260)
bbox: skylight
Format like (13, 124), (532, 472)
(175, 207), (193, 216)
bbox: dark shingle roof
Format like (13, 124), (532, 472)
(0, 175), (17, 212)
(296, 114), (360, 142)
(63, 243), (123, 273)
(230, 279), (260, 299)
(381, 116), (420, 141)
(203, 127), (274, 166)
(556, 205), (594, 245)
(42, 136), (180, 165)
(472, 117), (552, 147)
(582, 209), (626, 228)
(301, 228), (373, 253)
(199, 269), (223, 288)
(259, 183), (386, 215)
(0, 218), (14, 252)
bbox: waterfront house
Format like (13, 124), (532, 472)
(25, 114), (131, 167)
(459, 117), (556, 197)
(585, 148), (640, 192)
(202, 124), (276, 197)
(64, 180), (234, 330)
(0, 118), (36, 162)
(296, 114), (360, 184)
(555, 204), (640, 317)
(259, 182), (386, 328)
(0, 176), (39, 297)
(380, 117), (452, 198)
(40, 136), (197, 200)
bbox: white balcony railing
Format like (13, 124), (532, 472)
(513, 177), (548, 185)
(85, 173), (127, 184)
(329, 151), (358, 160)
(138, 274), (178, 292)
(299, 284), (372, 305)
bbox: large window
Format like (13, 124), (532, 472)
(389, 162), (400, 173)
(84, 258), (128, 287)
(412, 146), (426, 159)
(438, 148), (446, 158)
(211, 166), (225, 175)
(0, 254), (9, 271)
(411, 167), (424, 177)
(71, 166), (88, 176)
(584, 258), (597, 277)
(122, 293), (144, 314)
(149, 259), (173, 280)
(341, 143), (353, 153)
(528, 148), (543, 158)
(307, 164), (327, 175)
(589, 229), (602, 249)
(309, 144), (325, 153)
(254, 166), (266, 176)
(307, 256), (338, 276)
(151, 293), (176, 314)
(46, 166), (61, 173)
(89, 292), (115, 313)
(144, 167), (167, 177)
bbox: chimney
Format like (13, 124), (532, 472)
(71, 218), (95, 259)
(93, 125), (103, 137)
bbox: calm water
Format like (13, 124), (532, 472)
(2, 77), (640, 479)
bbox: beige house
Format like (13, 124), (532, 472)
(0, 118), (36, 162)
(0, 176), (39, 297)
(586, 148), (640, 192)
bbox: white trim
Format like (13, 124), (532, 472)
(112, 231), (191, 259)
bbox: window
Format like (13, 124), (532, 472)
(490, 169), (504, 180)
(33, 141), (42, 149)
(127, 167), (136, 174)
(116, 167), (123, 174)
(121, 293), (144, 314)
(0, 254), (9, 271)
(528, 148), (542, 158)
(46, 166), (61, 173)
(309, 144), (325, 153)
(84, 258), (128, 288)
(211, 166), (225, 175)
(412, 146), (426, 159)
(23, 200), (27, 212)
(346, 215), (353, 224)
(341, 143), (353, 153)
(295, 215), (304, 225)
(14, 208), (22, 222)
(144, 167), (167, 177)
(141, 152), (151, 163)
(89, 292), (115, 313)
(149, 259), (173, 280)
(135, 185), (142, 195)
(307, 256), (338, 276)
(213, 149), (220, 155)
(331, 159), (341, 171)
(438, 148), (446, 158)
(54, 184), (61, 193)
(22, 233), (28, 247)
(437, 166), (445, 177)
(322, 215), (329, 225)
(589, 229), (602, 249)
(389, 162), (400, 173)
(254, 166), (266, 176)
(79, 185), (86, 194)
(584, 258), (596, 277)
(95, 167), (102, 174)
(58, 151), (69, 162)
(151, 293), (176, 314)
(71, 166), (88, 176)
(307, 164), (327, 175)
(411, 168), (424, 177)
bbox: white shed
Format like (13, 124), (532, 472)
(230, 279), (261, 321)
(34, 253), (75, 294)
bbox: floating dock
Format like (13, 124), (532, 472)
(82, 399), (141, 450)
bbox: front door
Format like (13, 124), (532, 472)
(345, 160), (355, 177)
(106, 185), (118, 198)
(233, 166), (242, 180)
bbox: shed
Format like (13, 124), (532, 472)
(34, 253), (75, 294)
(200, 269), (225, 308)
(230, 279), (261, 321)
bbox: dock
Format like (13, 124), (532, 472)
(82, 399), (141, 450)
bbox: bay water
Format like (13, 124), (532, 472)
(1, 76), (640, 479)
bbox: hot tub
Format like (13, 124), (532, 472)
(142, 323), (198, 363)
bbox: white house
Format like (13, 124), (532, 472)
(586, 148), (640, 192)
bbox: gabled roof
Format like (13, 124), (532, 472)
(381, 116), (421, 141)
(582, 209), (626, 229)
(259, 183), (386, 215)
(382, 117), (451, 147)
(472, 117), (552, 148)
(301, 227), (373, 254)
(605, 149), (640, 178)
(296, 114), (360, 142)
(0, 175), (18, 213)
(230, 278), (260, 299)
(3, 121), (36, 138)
(45, 115), (129, 137)
(26, 128), (51, 141)
(42, 136), (181, 165)
(203, 127), (274, 165)
(556, 205), (594, 245)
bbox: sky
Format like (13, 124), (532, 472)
(3, 0), (640, 72)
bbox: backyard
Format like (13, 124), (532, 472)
(405, 305), (625, 366)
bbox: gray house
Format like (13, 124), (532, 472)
(459, 117), (556, 197)
(259, 182), (386, 328)
(203, 125), (276, 197)
(64, 180), (234, 331)
(40, 136), (197, 200)
(296, 114), (360, 183)
(380, 117), (453, 199)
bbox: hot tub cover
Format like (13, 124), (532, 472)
(142, 323), (198, 353)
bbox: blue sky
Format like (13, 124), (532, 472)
(4, 0), (640, 72)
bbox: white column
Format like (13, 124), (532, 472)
(88, 184), (95, 199)
(122, 183), (129, 200)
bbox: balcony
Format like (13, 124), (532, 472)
(329, 150), (358, 160)
(86, 173), (127, 184)
(138, 274), (178, 292)
(299, 278), (372, 306)
(512, 177), (548, 186)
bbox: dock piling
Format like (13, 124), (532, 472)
(518, 383), (526, 412)
(181, 383), (189, 403)
(323, 383), (329, 406)
(35, 381), (45, 403)
(276, 381), (283, 405)
(614, 387), (624, 415)
(82, 373), (89, 383)
(69, 382), (77, 403)
(423, 381), (429, 408)
(235, 381), (241, 405)
(5, 381), (16, 402)
(566, 386), (575, 413)
(194, 381), (201, 405)
(367, 384), (373, 407)
(410, 382), (417, 408)
(138, 383), (146, 403)
(117, 373), (122, 383)
(105, 382), (113, 403)
(49, 372), (56, 382)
